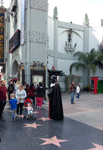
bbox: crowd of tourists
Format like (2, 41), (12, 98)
(0, 80), (45, 121)
(0, 77), (81, 121)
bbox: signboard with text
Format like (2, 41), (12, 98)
(0, 13), (4, 62)
(21, 0), (25, 45)
(9, 29), (21, 53)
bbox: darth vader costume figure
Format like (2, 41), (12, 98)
(48, 75), (64, 120)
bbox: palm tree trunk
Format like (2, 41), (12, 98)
(87, 68), (90, 85)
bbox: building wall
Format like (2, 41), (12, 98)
(48, 56), (54, 70)
(5, 2), (103, 90)
(6, 0), (48, 85)
(72, 30), (83, 52)
(48, 17), (103, 91)
(9, 0), (22, 77)
(90, 67), (103, 77)
(58, 28), (83, 53)
(48, 17), (54, 51)
(89, 27), (103, 51)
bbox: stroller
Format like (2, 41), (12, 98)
(24, 98), (36, 120)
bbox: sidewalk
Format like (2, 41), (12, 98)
(43, 92), (103, 131)
(0, 93), (103, 150)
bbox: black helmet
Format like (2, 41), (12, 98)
(39, 82), (42, 86)
(51, 75), (57, 83)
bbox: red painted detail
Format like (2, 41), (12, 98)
(93, 77), (98, 94)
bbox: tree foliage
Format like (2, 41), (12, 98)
(70, 49), (98, 85)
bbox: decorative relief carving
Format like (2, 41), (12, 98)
(30, 30), (47, 44)
(30, 0), (47, 11)
(12, 50), (19, 59)
(65, 29), (77, 54)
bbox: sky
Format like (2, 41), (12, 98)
(2, 0), (103, 27)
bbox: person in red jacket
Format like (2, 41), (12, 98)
(27, 83), (36, 106)
(2, 80), (8, 112)
(0, 80), (8, 119)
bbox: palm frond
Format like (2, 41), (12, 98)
(93, 60), (103, 69)
(70, 62), (86, 74)
(78, 53), (88, 63)
(90, 64), (97, 75)
(97, 55), (103, 61)
(75, 63), (86, 72)
(70, 62), (78, 74)
(73, 51), (84, 57)
(90, 48), (95, 53)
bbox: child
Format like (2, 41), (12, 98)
(27, 103), (33, 116)
(9, 93), (18, 121)
(75, 84), (81, 100)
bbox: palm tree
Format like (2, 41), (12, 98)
(70, 49), (98, 85)
(93, 47), (103, 69)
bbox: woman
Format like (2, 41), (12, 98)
(27, 83), (36, 105)
(0, 80), (8, 119)
(2, 81), (8, 112)
(15, 85), (27, 117)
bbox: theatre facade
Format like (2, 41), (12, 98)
(4, 0), (103, 91)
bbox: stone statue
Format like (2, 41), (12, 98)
(84, 13), (89, 26)
(0, 0), (4, 6)
(53, 6), (58, 19)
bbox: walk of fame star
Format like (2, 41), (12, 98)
(17, 115), (24, 118)
(5, 106), (10, 108)
(24, 123), (43, 129)
(38, 117), (51, 121)
(33, 111), (39, 114)
(39, 136), (68, 147)
(88, 143), (103, 150)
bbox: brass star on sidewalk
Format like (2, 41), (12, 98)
(38, 117), (51, 121)
(5, 106), (10, 108)
(39, 136), (68, 147)
(88, 143), (103, 150)
(24, 123), (43, 129)
(17, 115), (24, 118)
(33, 111), (39, 114)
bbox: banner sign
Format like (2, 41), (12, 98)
(21, 0), (25, 45)
(0, 13), (4, 62)
(9, 29), (21, 53)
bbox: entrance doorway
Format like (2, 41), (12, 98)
(12, 60), (18, 77)
(31, 70), (45, 88)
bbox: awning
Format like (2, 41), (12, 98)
(48, 69), (66, 76)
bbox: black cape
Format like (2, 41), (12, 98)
(48, 82), (64, 120)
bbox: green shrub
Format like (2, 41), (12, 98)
(83, 85), (92, 92)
